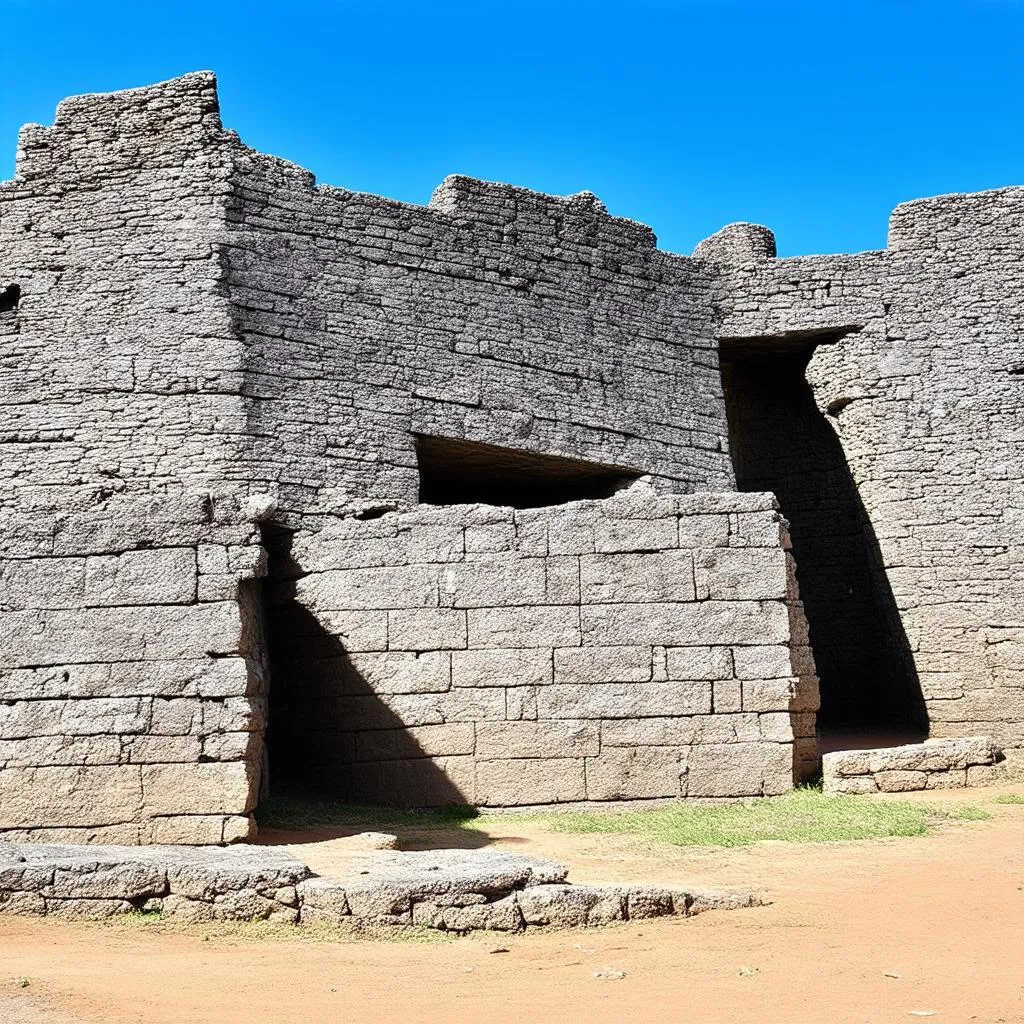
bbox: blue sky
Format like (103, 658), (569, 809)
(1, 0), (1021, 257)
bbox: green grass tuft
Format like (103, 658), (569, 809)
(991, 793), (1024, 805)
(255, 787), (988, 849)
(521, 787), (988, 847)
(123, 907), (164, 924)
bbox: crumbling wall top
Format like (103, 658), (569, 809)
(888, 185), (1024, 252)
(429, 173), (658, 252)
(693, 222), (777, 264)
(12, 71), (226, 185)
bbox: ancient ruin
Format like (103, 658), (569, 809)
(1, 72), (1020, 845)
(0, 841), (759, 931)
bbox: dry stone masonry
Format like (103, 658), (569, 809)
(0, 72), (1019, 843)
(821, 736), (1002, 795)
(268, 486), (818, 805)
(0, 842), (760, 932)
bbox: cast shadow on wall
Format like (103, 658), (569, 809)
(720, 340), (929, 738)
(257, 529), (491, 848)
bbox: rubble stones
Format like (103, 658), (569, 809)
(0, 843), (761, 933)
(822, 737), (1002, 794)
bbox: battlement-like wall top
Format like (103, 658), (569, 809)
(49, 70), (222, 135)
(888, 184), (1024, 252)
(429, 173), (658, 251)
(692, 222), (777, 264)
(7, 71), (1023, 266)
(12, 71), (227, 186)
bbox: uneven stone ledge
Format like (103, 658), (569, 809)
(822, 736), (1002, 795)
(0, 844), (760, 933)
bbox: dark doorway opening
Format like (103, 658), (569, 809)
(719, 332), (927, 737)
(259, 523), (313, 800)
(415, 434), (640, 508)
(0, 284), (20, 313)
(258, 524), (468, 810)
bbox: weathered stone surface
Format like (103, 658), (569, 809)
(0, 842), (762, 934)
(4, 71), (1020, 840)
(0, 842), (762, 933)
(553, 646), (652, 684)
(585, 747), (688, 800)
(475, 721), (599, 759)
(822, 737), (1002, 794)
(451, 648), (553, 689)
(0, 842), (308, 921)
(476, 758), (587, 805)
(685, 742), (794, 798)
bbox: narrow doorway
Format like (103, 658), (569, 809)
(719, 334), (928, 741)
(257, 524), (469, 809)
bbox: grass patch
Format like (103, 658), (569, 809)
(255, 795), (481, 831)
(515, 787), (989, 848)
(124, 907), (163, 923)
(991, 793), (1024, 805)
(255, 787), (989, 850)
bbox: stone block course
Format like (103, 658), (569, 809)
(476, 757), (587, 805)
(452, 648), (553, 688)
(0, 843), (763, 933)
(387, 608), (468, 651)
(4, 71), (1017, 842)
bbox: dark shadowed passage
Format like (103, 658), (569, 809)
(259, 526), (467, 808)
(719, 337), (928, 736)
(415, 434), (640, 509)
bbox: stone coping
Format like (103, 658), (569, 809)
(0, 843), (761, 933)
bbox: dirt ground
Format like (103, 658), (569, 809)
(1, 786), (1021, 1024)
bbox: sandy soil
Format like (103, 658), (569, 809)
(1, 787), (1021, 1024)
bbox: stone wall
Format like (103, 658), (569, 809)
(265, 483), (818, 804)
(0, 71), (1021, 844)
(712, 189), (1024, 749)
(0, 75), (273, 843)
(822, 737), (1002, 794)
(224, 151), (734, 519)
(0, 494), (270, 844)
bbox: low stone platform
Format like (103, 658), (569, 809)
(0, 843), (760, 933)
(822, 736), (1002, 794)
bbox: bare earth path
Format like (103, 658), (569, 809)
(1, 792), (1021, 1024)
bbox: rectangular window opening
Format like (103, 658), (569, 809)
(415, 434), (641, 509)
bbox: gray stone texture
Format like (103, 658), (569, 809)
(269, 488), (816, 806)
(0, 71), (1020, 842)
(0, 842), (760, 932)
(821, 736), (1001, 794)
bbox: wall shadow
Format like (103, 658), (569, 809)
(259, 527), (472, 811)
(720, 342), (928, 735)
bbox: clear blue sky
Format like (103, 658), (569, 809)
(1, 0), (1021, 257)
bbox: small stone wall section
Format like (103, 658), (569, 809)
(0, 843), (760, 933)
(0, 494), (273, 845)
(269, 483), (820, 804)
(713, 190), (1024, 749)
(821, 737), (1002, 794)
